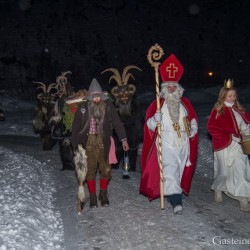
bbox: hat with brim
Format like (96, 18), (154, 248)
(87, 78), (109, 101)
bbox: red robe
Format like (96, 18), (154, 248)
(207, 106), (250, 151)
(140, 97), (198, 201)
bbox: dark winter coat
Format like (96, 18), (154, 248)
(71, 100), (127, 161)
(117, 100), (144, 149)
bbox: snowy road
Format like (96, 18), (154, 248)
(1, 134), (250, 250)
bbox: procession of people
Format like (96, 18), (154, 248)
(27, 44), (250, 215)
(69, 45), (250, 214)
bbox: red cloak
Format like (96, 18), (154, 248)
(140, 97), (198, 201)
(207, 106), (250, 151)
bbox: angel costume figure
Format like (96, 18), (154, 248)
(207, 79), (250, 212)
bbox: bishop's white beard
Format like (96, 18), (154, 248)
(160, 85), (184, 124)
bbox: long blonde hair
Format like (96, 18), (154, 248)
(214, 87), (245, 115)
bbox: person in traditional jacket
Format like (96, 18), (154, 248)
(207, 79), (250, 212)
(140, 54), (198, 215)
(71, 78), (129, 208)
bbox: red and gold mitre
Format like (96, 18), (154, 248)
(160, 54), (184, 83)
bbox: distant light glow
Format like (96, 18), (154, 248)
(208, 72), (213, 76)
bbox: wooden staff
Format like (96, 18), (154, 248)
(147, 44), (165, 209)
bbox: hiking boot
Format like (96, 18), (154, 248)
(89, 193), (98, 208)
(99, 189), (109, 207)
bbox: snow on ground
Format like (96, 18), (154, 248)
(0, 95), (65, 250)
(0, 86), (250, 249)
(0, 146), (64, 250)
(0, 94), (37, 137)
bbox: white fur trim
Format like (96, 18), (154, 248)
(74, 145), (88, 182)
(66, 98), (84, 104)
(161, 82), (179, 87)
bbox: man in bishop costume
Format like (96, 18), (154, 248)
(140, 54), (198, 214)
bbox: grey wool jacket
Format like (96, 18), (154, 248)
(71, 100), (127, 161)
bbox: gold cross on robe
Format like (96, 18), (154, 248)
(173, 122), (181, 138)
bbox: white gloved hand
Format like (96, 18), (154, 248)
(232, 135), (241, 143)
(189, 129), (196, 138)
(242, 124), (250, 135)
(154, 112), (162, 123)
(189, 118), (198, 138)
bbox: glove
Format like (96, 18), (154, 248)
(154, 112), (162, 123)
(232, 135), (241, 143)
(241, 124), (250, 136)
(189, 129), (196, 138)
(189, 118), (198, 138)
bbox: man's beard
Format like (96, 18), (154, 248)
(90, 100), (103, 116)
(115, 98), (132, 119)
(89, 100), (106, 133)
(161, 86), (183, 124)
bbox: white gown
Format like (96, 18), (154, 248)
(212, 103), (250, 200)
(147, 103), (196, 195)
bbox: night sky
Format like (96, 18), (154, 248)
(1, 0), (250, 98)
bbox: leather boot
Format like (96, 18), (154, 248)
(89, 193), (98, 208)
(214, 191), (223, 203)
(239, 197), (250, 212)
(99, 189), (109, 207)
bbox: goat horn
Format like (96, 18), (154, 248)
(56, 75), (67, 85)
(111, 86), (119, 97)
(47, 83), (57, 93)
(122, 65), (142, 85)
(61, 71), (72, 77)
(56, 71), (72, 85)
(123, 73), (135, 85)
(34, 81), (47, 93)
(128, 84), (136, 95)
(101, 68), (122, 86)
(37, 93), (43, 100)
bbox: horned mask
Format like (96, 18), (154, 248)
(55, 71), (73, 97)
(101, 65), (142, 98)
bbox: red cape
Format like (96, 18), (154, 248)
(207, 106), (250, 151)
(140, 97), (198, 201)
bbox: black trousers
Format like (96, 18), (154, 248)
(167, 193), (182, 208)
